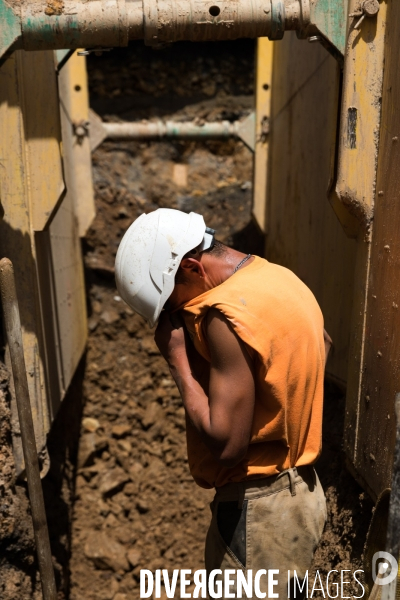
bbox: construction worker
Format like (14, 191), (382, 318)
(115, 208), (331, 598)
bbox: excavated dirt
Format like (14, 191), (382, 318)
(65, 40), (374, 600)
(0, 364), (39, 600)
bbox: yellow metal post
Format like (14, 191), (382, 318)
(344, 0), (400, 500)
(58, 50), (96, 237)
(252, 37), (274, 234)
(330, 0), (388, 237)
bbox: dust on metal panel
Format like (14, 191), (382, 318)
(265, 32), (357, 386)
(331, 0), (387, 237)
(18, 50), (65, 231)
(252, 37), (273, 234)
(58, 50), (95, 237)
(21, 0), (128, 51)
(345, 0), (400, 500)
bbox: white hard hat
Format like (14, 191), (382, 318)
(115, 208), (215, 327)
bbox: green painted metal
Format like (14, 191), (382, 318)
(311, 0), (348, 56)
(0, 0), (21, 59)
(23, 16), (81, 50)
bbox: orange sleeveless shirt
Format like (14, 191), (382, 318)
(182, 256), (325, 489)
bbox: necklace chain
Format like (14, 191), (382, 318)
(233, 253), (252, 273)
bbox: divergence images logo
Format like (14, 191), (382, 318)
(372, 552), (398, 586)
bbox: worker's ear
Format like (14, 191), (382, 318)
(180, 257), (205, 279)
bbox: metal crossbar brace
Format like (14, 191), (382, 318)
(88, 110), (257, 152)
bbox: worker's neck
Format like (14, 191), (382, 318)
(169, 249), (253, 310)
(202, 247), (251, 289)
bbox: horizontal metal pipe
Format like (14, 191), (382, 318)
(102, 120), (237, 140)
(88, 110), (256, 151)
(144, 0), (275, 44)
(13, 0), (310, 52)
(21, 0), (129, 50)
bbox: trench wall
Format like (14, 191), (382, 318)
(264, 33), (357, 387)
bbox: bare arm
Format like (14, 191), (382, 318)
(155, 309), (255, 467)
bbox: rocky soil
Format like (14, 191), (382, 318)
(0, 362), (45, 599)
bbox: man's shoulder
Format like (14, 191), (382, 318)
(204, 307), (256, 363)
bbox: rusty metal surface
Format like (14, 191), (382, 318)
(265, 32), (357, 385)
(345, 0), (400, 499)
(252, 37), (274, 233)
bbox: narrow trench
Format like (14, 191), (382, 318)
(43, 40), (373, 600)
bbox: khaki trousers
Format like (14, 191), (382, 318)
(205, 466), (327, 599)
